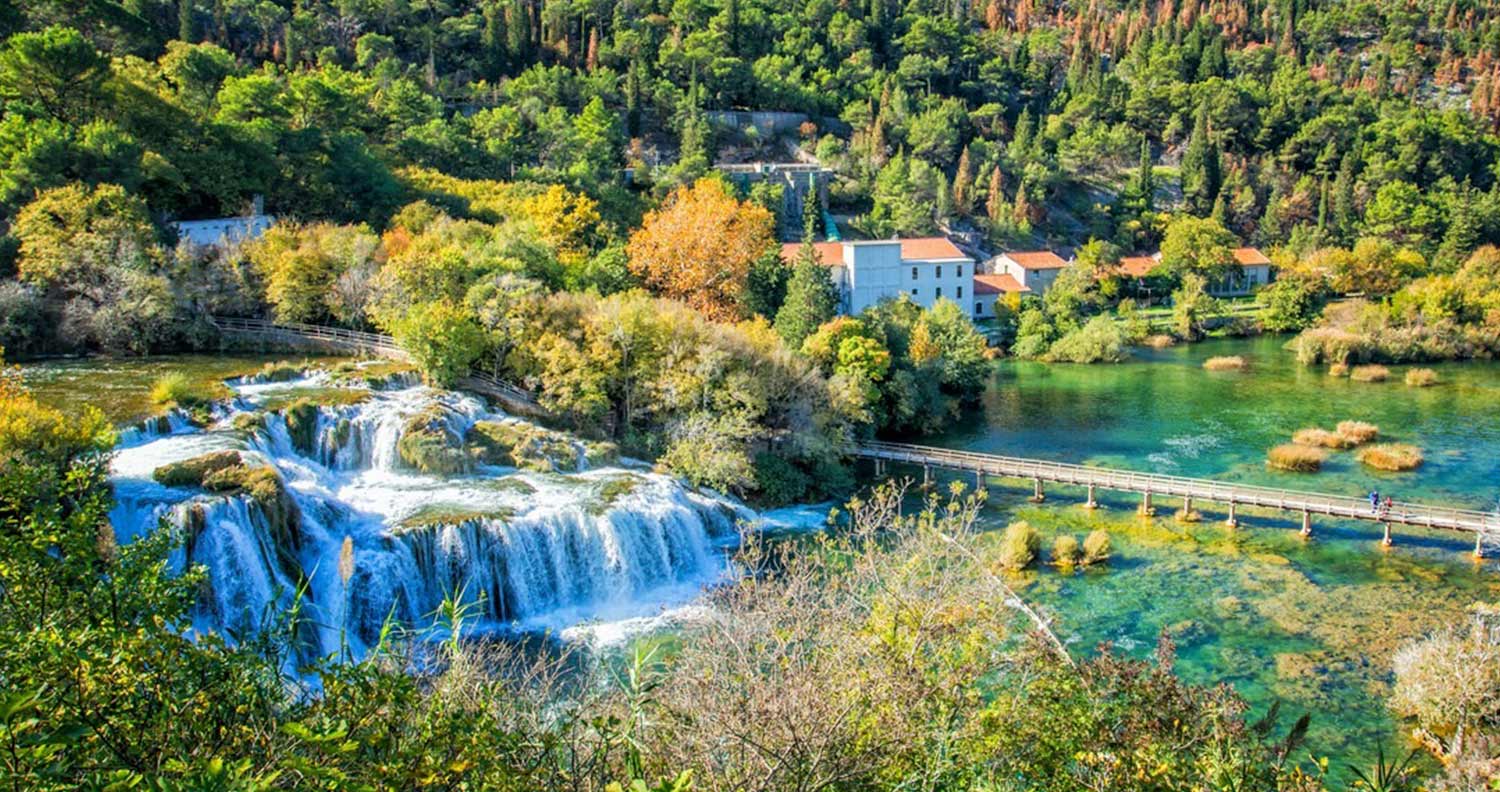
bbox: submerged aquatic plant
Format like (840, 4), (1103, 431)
(1267, 443), (1327, 472)
(1356, 444), (1424, 472)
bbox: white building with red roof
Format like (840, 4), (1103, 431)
(778, 237), (975, 315)
(993, 250), (1071, 294)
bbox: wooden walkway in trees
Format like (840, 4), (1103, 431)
(209, 317), (546, 417)
(854, 440), (1500, 558)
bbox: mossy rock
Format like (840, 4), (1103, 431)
(255, 360), (306, 383)
(584, 441), (620, 467)
(329, 361), (420, 390)
(259, 388), (371, 413)
(396, 505), (513, 532)
(281, 400), (322, 456)
(465, 420), (579, 472)
(232, 412), (266, 433)
(153, 450), (243, 487)
(398, 406), (471, 475)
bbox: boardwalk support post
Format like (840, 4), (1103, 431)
(922, 465), (931, 489)
(1300, 510), (1312, 538)
(1382, 522), (1393, 548)
(1031, 478), (1045, 503)
(1225, 502), (1238, 528)
(1085, 483), (1098, 510)
(1476, 532), (1486, 560)
(1177, 496), (1199, 522)
(975, 470), (984, 495)
(1139, 491), (1155, 517)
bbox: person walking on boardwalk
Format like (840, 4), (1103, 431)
(1383, 495), (1394, 518)
(1370, 491), (1380, 514)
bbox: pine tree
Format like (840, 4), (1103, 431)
(179, 0), (194, 42)
(1438, 185), (1482, 270)
(775, 240), (840, 346)
(986, 166), (1004, 224)
(953, 144), (973, 213)
(1181, 104), (1221, 215)
(482, 0), (507, 79)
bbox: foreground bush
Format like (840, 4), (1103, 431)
(1203, 355), (1247, 371)
(1356, 443), (1424, 471)
(1405, 368), (1440, 387)
(1268, 443), (1327, 472)
(1336, 421), (1380, 445)
(1292, 428), (1352, 449)
(1350, 364), (1391, 382)
(1391, 604), (1500, 775)
(999, 520), (1042, 570)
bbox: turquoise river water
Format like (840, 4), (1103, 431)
(932, 335), (1500, 774)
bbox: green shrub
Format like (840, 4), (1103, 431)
(1052, 534), (1081, 567)
(150, 373), (217, 407)
(1044, 315), (1130, 363)
(998, 521), (1041, 570)
(1081, 530), (1111, 565)
(751, 452), (810, 506)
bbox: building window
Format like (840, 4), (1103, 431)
(936, 287), (943, 298)
(910, 288), (917, 296)
(957, 265), (963, 277)
(976, 301), (984, 315)
(937, 265), (943, 278)
(957, 286), (963, 299)
(911, 267), (917, 280)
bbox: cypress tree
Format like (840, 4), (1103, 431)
(508, 0), (531, 63)
(1181, 105), (1221, 215)
(953, 144), (973, 212)
(803, 173), (821, 239)
(178, 0), (194, 42)
(482, 0), (507, 79)
(775, 239), (840, 347)
(1134, 137), (1155, 214)
(986, 166), (1004, 224)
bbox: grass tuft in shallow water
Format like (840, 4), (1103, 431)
(1293, 428), (1354, 449)
(1404, 368), (1439, 387)
(150, 372), (224, 408)
(1356, 443), (1424, 472)
(1267, 443), (1327, 472)
(999, 521), (1041, 570)
(1081, 529), (1111, 565)
(1203, 356), (1247, 371)
(1335, 421), (1380, 445)
(1350, 364), (1391, 382)
(1052, 534), (1081, 566)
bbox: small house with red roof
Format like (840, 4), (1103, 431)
(993, 250), (1071, 294)
(779, 237), (975, 315)
(972, 273), (1029, 318)
(1114, 247), (1272, 296)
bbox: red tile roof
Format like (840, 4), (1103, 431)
(1001, 250), (1069, 270)
(898, 237), (968, 260)
(1232, 247), (1271, 266)
(1117, 255), (1159, 278)
(778, 238), (970, 266)
(973, 273), (1029, 295)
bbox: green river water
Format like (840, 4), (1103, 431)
(21, 339), (1500, 776)
(933, 335), (1500, 773)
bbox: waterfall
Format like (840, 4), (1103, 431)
(109, 375), (753, 658)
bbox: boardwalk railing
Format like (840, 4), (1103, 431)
(211, 316), (544, 414)
(856, 440), (1500, 553)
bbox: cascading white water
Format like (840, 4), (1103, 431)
(108, 369), (753, 658)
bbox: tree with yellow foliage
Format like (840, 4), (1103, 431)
(625, 178), (775, 321)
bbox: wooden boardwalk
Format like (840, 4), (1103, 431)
(210, 317), (546, 416)
(856, 440), (1500, 557)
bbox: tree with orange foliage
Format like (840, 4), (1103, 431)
(625, 178), (775, 321)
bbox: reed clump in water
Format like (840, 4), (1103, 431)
(1081, 530), (1111, 565)
(1267, 443), (1327, 472)
(1202, 356), (1247, 371)
(1051, 535), (1081, 567)
(1404, 368), (1439, 387)
(1292, 428), (1353, 449)
(1350, 364), (1391, 382)
(1329, 362), (1349, 377)
(999, 521), (1041, 570)
(1356, 443), (1424, 472)
(1336, 421), (1380, 445)
(1144, 334), (1176, 349)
